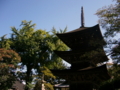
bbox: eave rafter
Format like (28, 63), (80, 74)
(51, 64), (110, 84)
(56, 24), (103, 50)
(54, 50), (108, 65)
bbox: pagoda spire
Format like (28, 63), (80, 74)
(81, 6), (85, 28)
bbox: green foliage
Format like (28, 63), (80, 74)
(10, 20), (68, 69)
(34, 80), (54, 90)
(111, 42), (120, 63)
(34, 80), (41, 90)
(44, 83), (54, 90)
(99, 77), (120, 90)
(0, 34), (12, 49)
(48, 27), (69, 69)
(99, 79), (114, 90)
(96, 0), (120, 38)
(40, 66), (56, 79)
(3, 20), (69, 89)
(34, 66), (55, 90)
(26, 82), (35, 89)
(96, 1), (120, 89)
(100, 49), (120, 90)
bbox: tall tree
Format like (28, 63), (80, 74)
(96, 0), (120, 61)
(96, 1), (120, 89)
(96, 0), (120, 38)
(96, 0), (120, 62)
(8, 20), (68, 90)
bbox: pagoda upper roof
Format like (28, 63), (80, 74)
(57, 24), (100, 35)
(51, 64), (110, 84)
(56, 24), (105, 50)
(63, 27), (89, 34)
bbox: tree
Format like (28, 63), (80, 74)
(0, 34), (12, 49)
(7, 20), (69, 90)
(96, 0), (120, 64)
(96, 0), (120, 38)
(96, 0), (120, 65)
(96, 1), (120, 89)
(0, 48), (21, 90)
(48, 27), (69, 69)
(34, 66), (55, 90)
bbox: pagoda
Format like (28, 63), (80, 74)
(51, 7), (110, 90)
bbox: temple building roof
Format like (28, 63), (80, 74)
(56, 24), (105, 50)
(54, 49), (108, 65)
(51, 64), (110, 84)
(55, 7), (105, 51)
(61, 27), (89, 34)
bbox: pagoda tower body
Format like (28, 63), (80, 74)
(51, 7), (110, 90)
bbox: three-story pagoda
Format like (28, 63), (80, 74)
(51, 7), (110, 90)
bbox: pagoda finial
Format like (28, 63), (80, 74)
(81, 6), (85, 28)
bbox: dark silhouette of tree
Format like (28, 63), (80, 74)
(96, 0), (120, 90)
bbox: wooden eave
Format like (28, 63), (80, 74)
(54, 50), (108, 64)
(51, 64), (110, 84)
(56, 24), (104, 50)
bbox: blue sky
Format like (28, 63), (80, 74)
(0, 0), (115, 37)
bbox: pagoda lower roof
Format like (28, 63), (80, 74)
(51, 64), (110, 84)
(56, 24), (105, 50)
(54, 50), (108, 64)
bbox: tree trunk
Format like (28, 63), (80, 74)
(25, 65), (32, 90)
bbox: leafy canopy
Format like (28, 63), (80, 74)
(96, 0), (120, 38)
(0, 48), (21, 90)
(8, 20), (69, 89)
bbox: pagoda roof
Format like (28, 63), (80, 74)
(51, 64), (110, 84)
(56, 24), (105, 50)
(63, 27), (89, 34)
(54, 50), (108, 65)
(57, 24), (100, 35)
